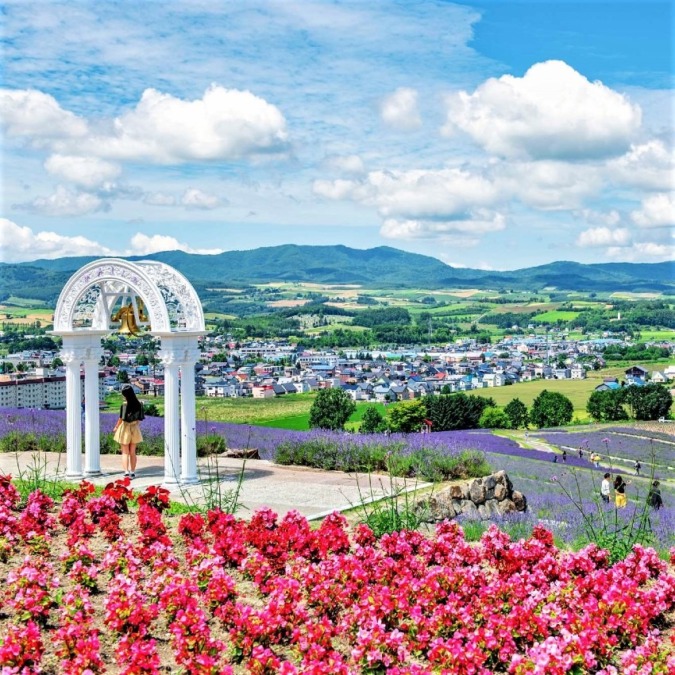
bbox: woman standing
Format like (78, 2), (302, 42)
(113, 384), (144, 478)
(613, 475), (629, 509)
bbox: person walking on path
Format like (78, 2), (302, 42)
(113, 384), (144, 479)
(562, 450), (567, 463)
(591, 453), (601, 468)
(647, 480), (663, 510)
(613, 475), (630, 509)
(601, 473), (611, 504)
(634, 460), (641, 476)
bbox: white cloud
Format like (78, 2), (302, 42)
(44, 154), (122, 188)
(606, 241), (674, 262)
(497, 160), (603, 210)
(17, 185), (106, 216)
(143, 192), (176, 206)
(380, 210), (505, 241)
(315, 168), (500, 219)
(630, 193), (675, 228)
(326, 154), (365, 174)
(0, 219), (113, 262)
(608, 140), (675, 191)
(576, 209), (622, 227)
(0, 88), (88, 140)
(75, 84), (289, 163)
(180, 188), (221, 209)
(576, 227), (631, 248)
(380, 87), (422, 131)
(442, 60), (641, 160)
(128, 233), (223, 255)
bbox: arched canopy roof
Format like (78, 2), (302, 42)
(53, 258), (205, 334)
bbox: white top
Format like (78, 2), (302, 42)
(601, 479), (611, 496)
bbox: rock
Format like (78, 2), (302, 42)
(497, 499), (517, 516)
(449, 485), (465, 500)
(494, 470), (513, 493)
(485, 499), (501, 517)
(469, 480), (486, 505)
(478, 503), (490, 519)
(512, 491), (527, 512)
(461, 500), (480, 520)
(222, 448), (260, 459)
(494, 483), (508, 501)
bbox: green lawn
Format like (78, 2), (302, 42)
(532, 310), (580, 322)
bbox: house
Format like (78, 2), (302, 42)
(625, 365), (649, 379)
(595, 380), (621, 392)
(570, 364), (586, 380)
(651, 371), (668, 384)
(252, 385), (275, 399)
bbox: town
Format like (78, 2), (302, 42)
(2, 332), (673, 411)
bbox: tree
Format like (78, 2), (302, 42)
(504, 398), (529, 429)
(360, 406), (387, 434)
(51, 357), (63, 369)
(478, 407), (511, 429)
(388, 399), (427, 433)
(586, 390), (628, 422)
(136, 353), (150, 366)
(143, 403), (161, 417)
(529, 390), (574, 428)
(116, 370), (130, 383)
(425, 393), (494, 431)
(308, 388), (356, 431)
(622, 383), (673, 421)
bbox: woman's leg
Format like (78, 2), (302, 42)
(120, 444), (130, 473)
(129, 443), (137, 475)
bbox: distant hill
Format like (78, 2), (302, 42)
(1, 245), (673, 306)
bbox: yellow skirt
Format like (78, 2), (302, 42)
(113, 421), (143, 446)
(615, 493), (627, 508)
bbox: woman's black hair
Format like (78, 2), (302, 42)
(121, 385), (142, 414)
(613, 475), (624, 489)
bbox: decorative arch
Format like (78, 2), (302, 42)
(52, 258), (206, 486)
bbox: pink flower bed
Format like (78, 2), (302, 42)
(0, 474), (673, 674)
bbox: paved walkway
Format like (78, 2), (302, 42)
(0, 452), (428, 521)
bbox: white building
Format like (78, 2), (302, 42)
(0, 373), (105, 409)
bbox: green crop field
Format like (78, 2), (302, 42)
(532, 310), (580, 322)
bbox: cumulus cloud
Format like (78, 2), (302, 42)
(380, 210), (505, 242)
(498, 160), (603, 210)
(76, 84), (289, 163)
(442, 60), (641, 160)
(380, 87), (422, 131)
(44, 154), (122, 188)
(180, 188), (222, 209)
(0, 219), (112, 262)
(128, 233), (223, 255)
(630, 193), (675, 228)
(15, 185), (106, 217)
(608, 140), (675, 191)
(315, 168), (500, 220)
(576, 227), (631, 248)
(606, 241), (674, 262)
(326, 154), (365, 174)
(0, 89), (88, 140)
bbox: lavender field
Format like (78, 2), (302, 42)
(1, 407), (673, 555)
(533, 429), (675, 469)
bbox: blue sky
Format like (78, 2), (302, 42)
(1, 0), (673, 269)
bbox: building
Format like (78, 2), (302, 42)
(0, 372), (105, 409)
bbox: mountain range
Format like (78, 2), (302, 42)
(1, 245), (673, 305)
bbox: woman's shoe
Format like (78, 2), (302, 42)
(123, 471), (130, 477)
(130, 472), (136, 479)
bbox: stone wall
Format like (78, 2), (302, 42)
(416, 470), (527, 522)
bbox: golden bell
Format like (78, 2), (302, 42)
(112, 303), (141, 336)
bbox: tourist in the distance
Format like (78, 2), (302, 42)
(634, 460), (641, 476)
(601, 473), (611, 504)
(647, 480), (663, 510)
(613, 475), (629, 509)
(562, 449), (567, 463)
(113, 384), (144, 479)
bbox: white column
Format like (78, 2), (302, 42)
(62, 348), (83, 478)
(161, 350), (181, 485)
(179, 345), (201, 484)
(83, 346), (103, 475)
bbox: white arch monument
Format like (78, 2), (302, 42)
(52, 258), (206, 485)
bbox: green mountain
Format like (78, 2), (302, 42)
(1, 245), (673, 306)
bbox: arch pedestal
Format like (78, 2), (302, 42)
(52, 259), (206, 487)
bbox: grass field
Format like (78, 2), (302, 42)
(532, 310), (580, 322)
(638, 330), (675, 341)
